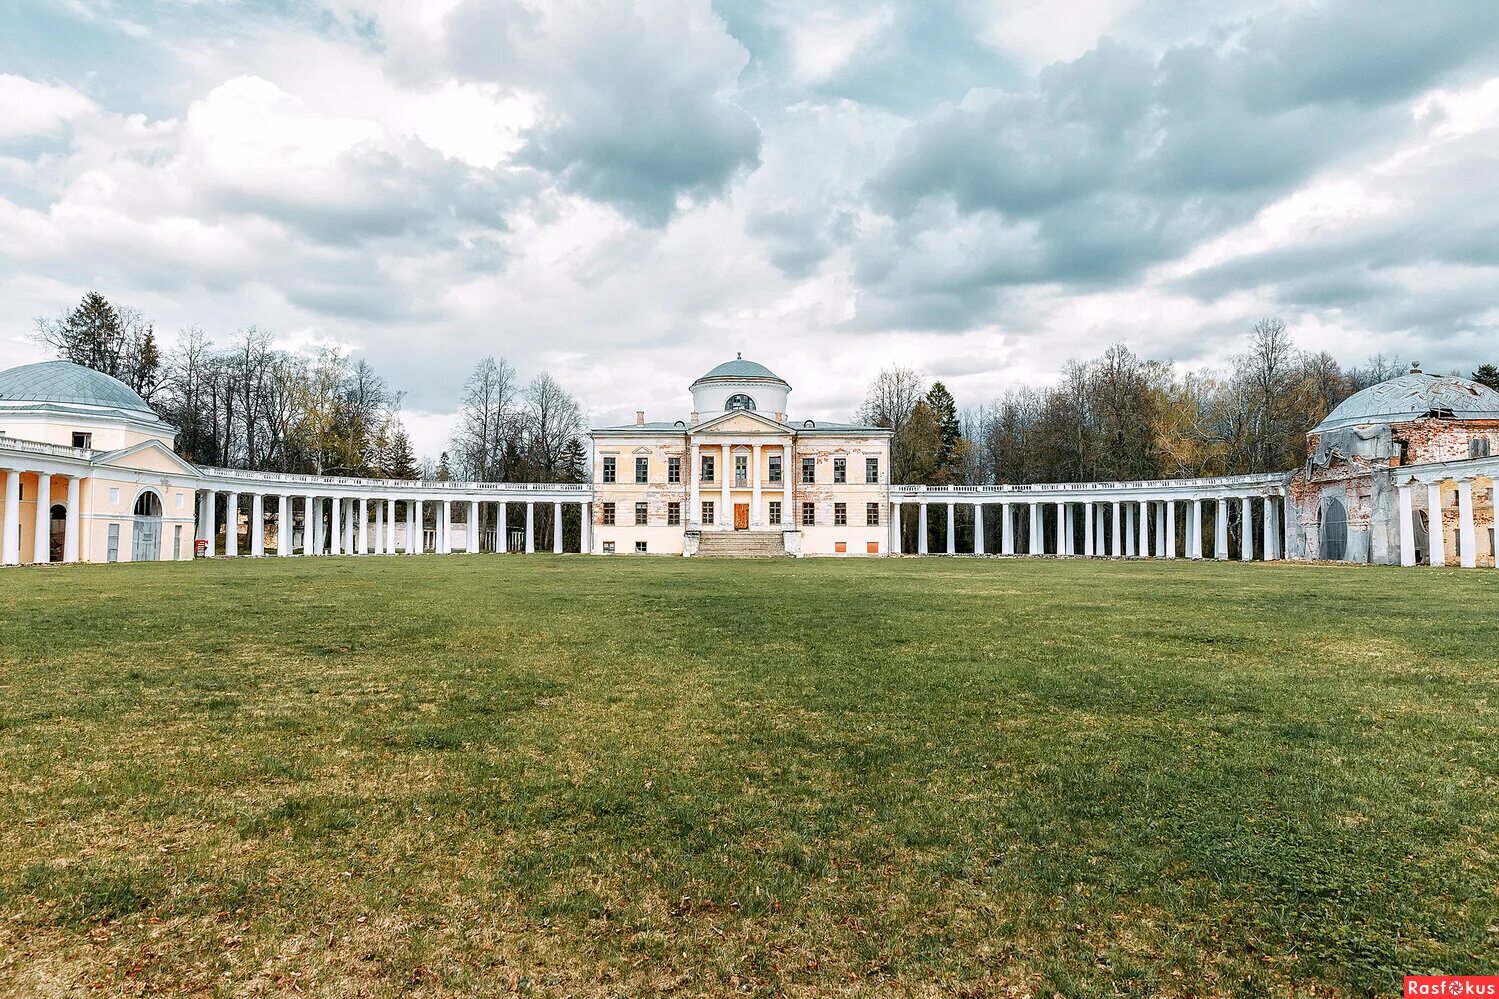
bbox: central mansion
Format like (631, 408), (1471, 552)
(588, 357), (892, 556)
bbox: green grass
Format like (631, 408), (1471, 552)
(0, 555), (1494, 997)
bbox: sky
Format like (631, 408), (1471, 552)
(2, 0), (1498, 459)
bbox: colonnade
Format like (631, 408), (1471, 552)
(890, 493), (1285, 561)
(0, 466), (84, 566)
(195, 490), (592, 557)
(1397, 475), (1498, 568)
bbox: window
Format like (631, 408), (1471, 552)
(833, 458), (846, 483)
(801, 501), (815, 526)
(834, 502), (847, 526)
(734, 453), (748, 486)
(1471, 437), (1493, 458)
(668, 502), (681, 525)
(109, 487), (120, 505)
(635, 541), (648, 553)
(768, 454), (782, 483)
(603, 540), (616, 554)
(602, 456), (616, 483)
(602, 502), (616, 525)
(726, 393), (756, 411)
(866, 456), (879, 483)
(635, 457), (649, 483)
(866, 502), (880, 526)
(106, 523), (119, 562)
(769, 501), (781, 525)
(801, 457), (816, 484)
(635, 502), (648, 525)
(702, 501), (715, 525)
(702, 455), (715, 483)
(668, 456), (681, 483)
(72, 431), (92, 449)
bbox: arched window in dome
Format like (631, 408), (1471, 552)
(726, 393), (756, 411)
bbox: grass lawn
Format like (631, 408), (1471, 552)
(0, 556), (1494, 997)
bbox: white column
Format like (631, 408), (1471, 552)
(413, 499), (423, 554)
(918, 503), (928, 554)
(720, 444), (730, 528)
(1427, 483), (1445, 567)
(64, 476), (81, 562)
(1457, 479), (1477, 568)
(375, 501), (385, 553)
(1189, 498), (1202, 559)
(1001, 501), (1014, 555)
(1262, 496), (1278, 561)
(525, 502), (535, 553)
(32, 471), (52, 564)
(552, 501), (563, 553)
(1027, 503), (1040, 555)
(1155, 501), (1166, 557)
(1051, 500), (1062, 555)
(1397, 484), (1416, 567)
(973, 503), (984, 554)
(946, 503), (955, 555)
(689, 441), (701, 526)
(751, 443), (762, 527)
(354, 498), (366, 554)
(1083, 502), (1094, 557)
(498, 501), (508, 553)
(385, 499), (396, 554)
(306, 495), (318, 555)
(1241, 496), (1253, 561)
(1164, 499), (1176, 558)
(329, 495), (341, 555)
(225, 492), (240, 556)
(470, 500), (481, 552)
(1095, 505), (1106, 556)
(1214, 499), (1228, 559)
(891, 502), (902, 555)
(579, 500), (591, 554)
(782, 443), (793, 520)
(1110, 501), (1122, 557)
(1, 469), (20, 565)
(1136, 501), (1148, 557)
(436, 499), (447, 553)
(1125, 503), (1135, 556)
(275, 496), (289, 556)
(250, 494), (265, 557)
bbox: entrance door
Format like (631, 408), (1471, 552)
(132, 491), (163, 561)
(734, 503), (749, 530)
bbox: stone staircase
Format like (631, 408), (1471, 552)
(694, 530), (789, 557)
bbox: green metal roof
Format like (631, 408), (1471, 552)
(0, 360), (156, 414)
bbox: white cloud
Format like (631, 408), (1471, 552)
(0, 74), (96, 139)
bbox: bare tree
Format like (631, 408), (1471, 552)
(450, 356), (519, 481)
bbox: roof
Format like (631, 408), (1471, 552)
(1313, 371), (1499, 433)
(0, 360), (156, 415)
(591, 416), (890, 435)
(690, 356), (788, 386)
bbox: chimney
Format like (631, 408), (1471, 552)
(690, 411), (700, 426)
(774, 411), (784, 424)
(635, 410), (645, 426)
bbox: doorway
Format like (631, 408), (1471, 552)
(132, 490), (162, 561)
(49, 504), (65, 561)
(734, 503), (749, 530)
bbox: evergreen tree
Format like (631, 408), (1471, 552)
(925, 381), (966, 484)
(436, 451), (453, 482)
(34, 291), (162, 398)
(388, 427), (419, 479)
(1472, 364), (1499, 391)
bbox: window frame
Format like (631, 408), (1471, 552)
(667, 501), (681, 526)
(701, 455), (715, 483)
(833, 458), (846, 484)
(801, 501), (815, 527)
(602, 456), (616, 484)
(801, 457), (816, 484)
(634, 501), (648, 526)
(865, 456), (879, 483)
(769, 500), (781, 525)
(667, 456), (681, 483)
(768, 453), (782, 483)
(866, 502), (880, 526)
(701, 500), (715, 525)
(602, 502), (616, 525)
(635, 456), (649, 484)
(834, 502), (847, 526)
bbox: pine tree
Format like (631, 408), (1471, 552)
(436, 451), (453, 482)
(1472, 364), (1499, 391)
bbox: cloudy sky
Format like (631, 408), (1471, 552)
(2, 0), (1498, 456)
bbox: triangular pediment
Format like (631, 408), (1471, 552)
(94, 439), (201, 477)
(693, 410), (792, 436)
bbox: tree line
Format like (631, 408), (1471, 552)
(859, 317), (1499, 490)
(32, 292), (589, 489)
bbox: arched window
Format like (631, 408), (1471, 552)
(133, 491), (162, 517)
(1319, 497), (1348, 561)
(725, 393), (756, 411)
